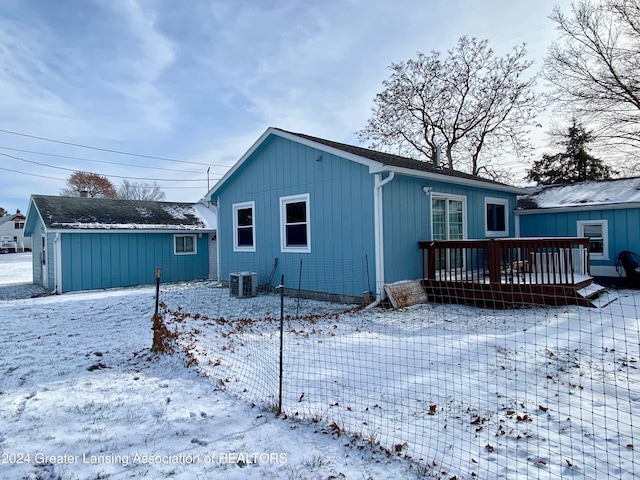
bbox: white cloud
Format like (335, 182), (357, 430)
(100, 0), (177, 132)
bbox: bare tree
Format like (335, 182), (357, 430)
(117, 179), (166, 201)
(358, 36), (542, 179)
(60, 172), (117, 198)
(545, 0), (640, 165)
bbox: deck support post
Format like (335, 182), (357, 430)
(488, 240), (501, 284)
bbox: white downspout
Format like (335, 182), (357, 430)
(54, 233), (62, 294)
(373, 171), (395, 301)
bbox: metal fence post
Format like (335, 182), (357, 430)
(278, 274), (284, 416)
(154, 267), (162, 315)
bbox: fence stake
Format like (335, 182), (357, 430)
(278, 274), (284, 416)
(365, 254), (371, 296)
(296, 259), (303, 318)
(154, 267), (162, 315)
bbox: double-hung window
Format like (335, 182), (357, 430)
(280, 193), (310, 253)
(577, 220), (608, 260)
(174, 234), (196, 255)
(233, 201), (255, 252)
(485, 197), (509, 237)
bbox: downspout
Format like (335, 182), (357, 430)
(514, 211), (521, 238)
(373, 171), (395, 301)
(54, 233), (62, 294)
(215, 197), (221, 282)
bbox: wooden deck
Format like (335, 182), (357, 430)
(418, 238), (595, 308)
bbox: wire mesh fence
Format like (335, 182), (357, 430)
(157, 261), (639, 479)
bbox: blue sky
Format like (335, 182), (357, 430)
(0, 0), (573, 214)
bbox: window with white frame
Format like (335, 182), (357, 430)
(233, 201), (255, 252)
(280, 193), (310, 253)
(577, 220), (609, 260)
(174, 234), (197, 255)
(485, 197), (509, 237)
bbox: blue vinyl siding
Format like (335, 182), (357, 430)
(214, 136), (376, 297)
(518, 208), (640, 269)
(214, 134), (520, 296)
(382, 175), (516, 284)
(59, 232), (209, 293)
(27, 216), (54, 289)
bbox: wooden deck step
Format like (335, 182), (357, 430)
(577, 282), (607, 300)
(575, 282), (620, 308)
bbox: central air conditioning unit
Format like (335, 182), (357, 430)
(229, 272), (257, 298)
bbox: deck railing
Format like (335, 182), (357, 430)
(419, 238), (591, 286)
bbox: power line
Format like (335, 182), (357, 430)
(0, 146), (228, 174)
(0, 166), (65, 181)
(0, 165), (207, 189)
(0, 152), (219, 183)
(0, 128), (228, 167)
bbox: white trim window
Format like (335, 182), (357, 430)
(577, 220), (609, 260)
(280, 193), (310, 253)
(174, 234), (197, 255)
(485, 197), (509, 237)
(233, 201), (256, 252)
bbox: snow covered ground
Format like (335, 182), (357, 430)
(1, 252), (639, 479)
(0, 254), (416, 480)
(161, 278), (640, 479)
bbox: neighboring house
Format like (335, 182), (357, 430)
(516, 177), (640, 286)
(206, 127), (527, 302)
(0, 209), (31, 252)
(24, 195), (217, 294)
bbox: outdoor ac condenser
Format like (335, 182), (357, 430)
(229, 272), (257, 298)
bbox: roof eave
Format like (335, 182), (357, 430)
(384, 165), (529, 194)
(23, 195), (47, 237)
(206, 127), (384, 198)
(43, 227), (216, 234)
(207, 127), (526, 197)
(515, 201), (640, 214)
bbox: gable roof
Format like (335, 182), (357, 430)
(517, 177), (640, 211)
(25, 195), (216, 232)
(0, 211), (26, 227)
(207, 127), (527, 197)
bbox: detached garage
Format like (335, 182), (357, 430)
(24, 195), (217, 294)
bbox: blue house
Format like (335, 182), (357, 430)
(207, 128), (527, 302)
(24, 195), (217, 293)
(516, 177), (640, 286)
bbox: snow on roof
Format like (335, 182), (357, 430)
(29, 195), (217, 231)
(517, 177), (640, 210)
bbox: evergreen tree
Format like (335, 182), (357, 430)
(526, 121), (615, 185)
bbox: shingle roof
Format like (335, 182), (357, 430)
(275, 128), (515, 189)
(517, 177), (640, 210)
(30, 195), (216, 230)
(0, 212), (25, 226)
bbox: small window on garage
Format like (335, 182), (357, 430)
(174, 234), (197, 255)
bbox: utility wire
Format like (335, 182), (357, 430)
(0, 128), (224, 167)
(0, 146), (228, 173)
(0, 152), (218, 183)
(0, 166), (65, 181)
(0, 165), (207, 189)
